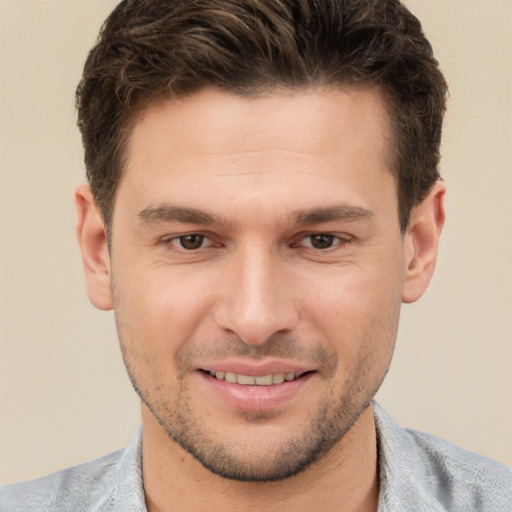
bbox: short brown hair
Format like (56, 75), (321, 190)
(76, 0), (447, 232)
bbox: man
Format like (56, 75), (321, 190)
(1, 0), (510, 510)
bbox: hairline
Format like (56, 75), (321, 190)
(104, 81), (402, 242)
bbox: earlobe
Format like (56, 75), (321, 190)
(402, 181), (446, 303)
(75, 184), (113, 311)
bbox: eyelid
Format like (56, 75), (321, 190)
(161, 232), (214, 250)
(294, 232), (353, 249)
(158, 231), (352, 252)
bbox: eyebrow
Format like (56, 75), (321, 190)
(137, 204), (375, 227)
(293, 206), (375, 225)
(138, 205), (223, 225)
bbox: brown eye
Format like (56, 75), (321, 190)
(178, 234), (205, 250)
(309, 234), (336, 249)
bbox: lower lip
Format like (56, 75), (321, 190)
(198, 372), (315, 411)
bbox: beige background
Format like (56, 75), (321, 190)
(0, 0), (511, 485)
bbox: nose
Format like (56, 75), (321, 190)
(213, 247), (299, 345)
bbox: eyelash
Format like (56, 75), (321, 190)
(162, 233), (213, 251)
(161, 232), (352, 252)
(293, 233), (351, 250)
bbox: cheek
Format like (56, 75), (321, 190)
(112, 263), (217, 356)
(301, 255), (403, 357)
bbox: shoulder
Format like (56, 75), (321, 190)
(0, 449), (123, 512)
(0, 426), (144, 512)
(374, 402), (512, 512)
(407, 428), (512, 507)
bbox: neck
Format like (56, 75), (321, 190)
(142, 404), (379, 512)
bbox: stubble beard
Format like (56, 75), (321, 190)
(146, 381), (378, 482)
(118, 329), (393, 483)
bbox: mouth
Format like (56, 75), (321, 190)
(197, 366), (317, 411)
(203, 370), (310, 386)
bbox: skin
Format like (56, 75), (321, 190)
(76, 86), (445, 512)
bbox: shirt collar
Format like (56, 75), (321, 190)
(374, 402), (445, 511)
(114, 425), (146, 511)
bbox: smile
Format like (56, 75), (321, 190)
(208, 371), (300, 386)
(199, 367), (317, 411)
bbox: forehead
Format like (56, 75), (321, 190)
(129, 86), (392, 165)
(116, 86), (396, 225)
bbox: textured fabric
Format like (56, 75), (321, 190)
(373, 404), (512, 511)
(1, 403), (510, 511)
(0, 426), (145, 512)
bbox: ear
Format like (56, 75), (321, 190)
(402, 181), (446, 303)
(75, 184), (113, 310)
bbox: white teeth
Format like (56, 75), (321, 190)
(237, 374), (256, 385)
(272, 373), (285, 384)
(225, 372), (237, 383)
(209, 371), (298, 386)
(254, 375), (273, 386)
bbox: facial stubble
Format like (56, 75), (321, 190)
(114, 307), (396, 482)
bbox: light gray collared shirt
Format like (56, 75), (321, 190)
(1, 403), (511, 511)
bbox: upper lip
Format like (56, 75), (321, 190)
(197, 359), (317, 377)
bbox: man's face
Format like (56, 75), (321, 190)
(109, 87), (405, 481)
